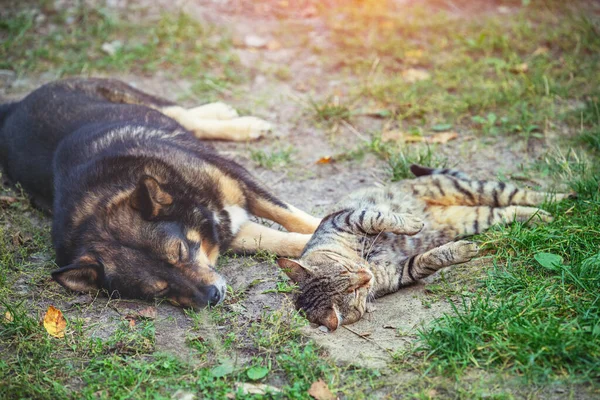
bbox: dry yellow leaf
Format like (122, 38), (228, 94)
(43, 305), (66, 338)
(308, 379), (335, 400)
(401, 68), (431, 83)
(316, 156), (333, 164)
(426, 131), (459, 144)
(533, 46), (549, 56)
(404, 135), (425, 143)
(4, 311), (14, 323)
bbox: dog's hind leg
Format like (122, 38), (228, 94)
(231, 221), (312, 258)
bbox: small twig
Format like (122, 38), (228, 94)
(340, 120), (369, 143)
(342, 325), (394, 355)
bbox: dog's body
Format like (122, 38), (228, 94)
(0, 78), (320, 307)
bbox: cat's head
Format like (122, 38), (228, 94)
(277, 257), (373, 331)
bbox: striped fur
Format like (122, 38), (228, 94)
(278, 165), (571, 331)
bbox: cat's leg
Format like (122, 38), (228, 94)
(398, 240), (479, 287)
(231, 221), (312, 258)
(325, 208), (424, 236)
(412, 175), (571, 207)
(429, 205), (554, 236)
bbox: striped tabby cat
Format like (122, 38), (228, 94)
(277, 165), (570, 331)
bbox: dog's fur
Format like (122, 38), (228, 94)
(0, 78), (321, 308)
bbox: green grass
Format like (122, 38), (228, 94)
(0, 4), (242, 98)
(321, 1), (600, 137)
(250, 146), (295, 170)
(414, 169), (600, 382)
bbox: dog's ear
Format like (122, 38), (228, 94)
(277, 258), (312, 283)
(130, 175), (173, 219)
(51, 262), (103, 292)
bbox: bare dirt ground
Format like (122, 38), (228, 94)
(2, 0), (593, 397)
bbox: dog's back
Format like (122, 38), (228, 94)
(0, 80), (184, 205)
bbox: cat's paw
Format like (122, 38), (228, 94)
(390, 214), (424, 236)
(453, 240), (480, 262)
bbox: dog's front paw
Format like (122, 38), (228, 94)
(234, 116), (273, 140)
(188, 102), (239, 120)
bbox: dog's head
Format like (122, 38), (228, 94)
(51, 174), (226, 308)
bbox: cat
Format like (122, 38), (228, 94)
(277, 165), (571, 331)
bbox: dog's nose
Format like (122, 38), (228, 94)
(206, 285), (221, 306)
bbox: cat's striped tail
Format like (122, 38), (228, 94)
(410, 164), (470, 180)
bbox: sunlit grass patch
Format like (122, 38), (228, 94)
(321, 1), (600, 136)
(0, 4), (243, 96)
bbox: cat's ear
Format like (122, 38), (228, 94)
(322, 305), (340, 331)
(347, 268), (373, 291)
(277, 258), (312, 283)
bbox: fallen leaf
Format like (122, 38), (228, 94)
(358, 331), (372, 337)
(426, 131), (459, 144)
(316, 156), (333, 164)
(4, 311), (13, 323)
(128, 318), (136, 328)
(381, 130), (407, 142)
(509, 63), (528, 74)
(234, 382), (281, 396)
(404, 135), (425, 143)
(308, 379), (335, 400)
(43, 305), (66, 338)
(267, 40), (282, 51)
(533, 46), (549, 56)
(404, 49), (423, 65)
(401, 68), (431, 83)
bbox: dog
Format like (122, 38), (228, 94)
(0, 78), (321, 308)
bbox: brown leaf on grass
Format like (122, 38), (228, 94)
(426, 131), (459, 144)
(401, 68), (431, 83)
(533, 46), (549, 56)
(381, 130), (406, 143)
(509, 63), (528, 74)
(308, 379), (335, 400)
(125, 305), (157, 322)
(128, 318), (136, 328)
(316, 156), (333, 164)
(384, 131), (458, 144)
(43, 305), (66, 338)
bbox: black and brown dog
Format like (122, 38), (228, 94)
(0, 78), (321, 308)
